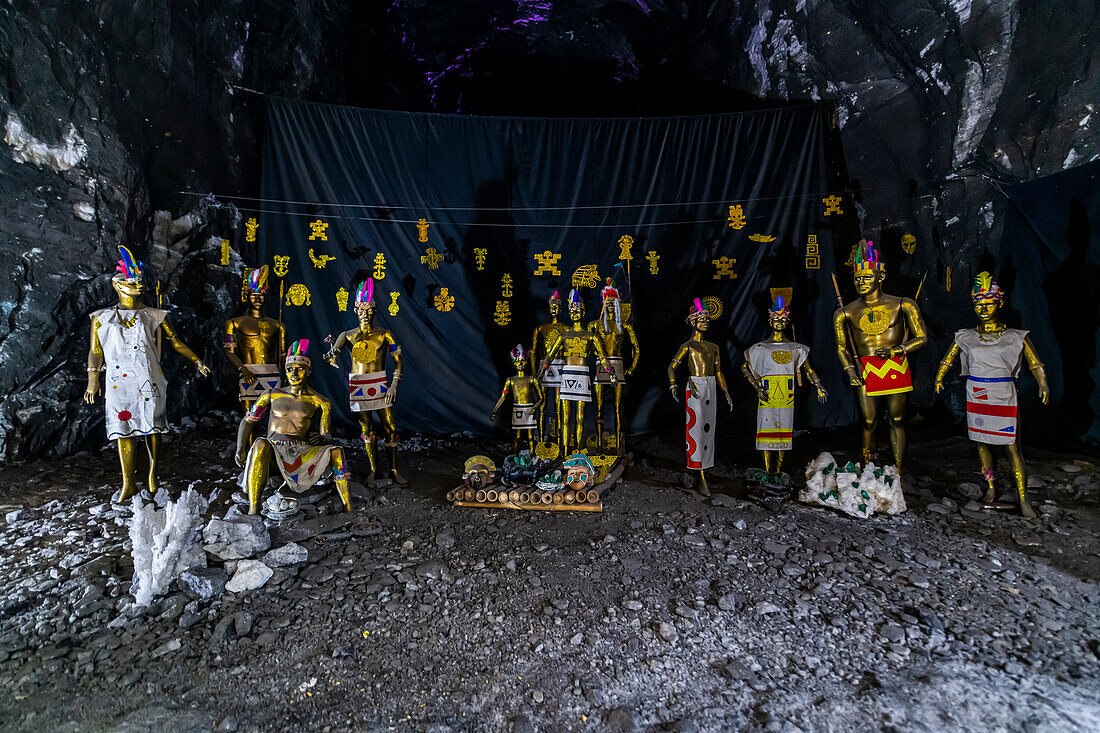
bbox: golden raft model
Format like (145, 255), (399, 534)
(447, 453), (631, 512)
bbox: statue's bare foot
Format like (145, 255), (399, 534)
(698, 473), (711, 497)
(248, 504), (259, 515)
(982, 485), (997, 503)
(392, 469), (409, 487)
(147, 474), (158, 495)
(1019, 500), (1037, 519)
(119, 484), (137, 502)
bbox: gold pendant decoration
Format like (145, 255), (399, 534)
(771, 350), (793, 365)
(220, 239), (231, 266)
(727, 204), (746, 229)
(336, 287), (349, 312)
(701, 296), (723, 319)
(493, 300), (511, 325)
(646, 250), (660, 274)
(309, 219), (329, 240)
(901, 233), (916, 254)
(590, 453), (618, 483)
(351, 340), (372, 362)
(945, 266), (953, 292)
(712, 256), (737, 280)
(823, 195), (843, 216)
(421, 247), (443, 270)
(805, 234), (820, 270)
(617, 234), (634, 261)
(373, 253), (387, 280)
(308, 248), (335, 269)
(434, 287), (454, 312)
(535, 441), (560, 462)
(286, 283), (311, 307)
(245, 217), (258, 242)
(501, 273), (513, 298)
(388, 292), (400, 316)
(857, 307), (891, 335)
(572, 265), (600, 288)
(620, 302), (632, 322)
(533, 249), (561, 276)
(417, 218), (430, 242)
(273, 255), (290, 278)
(748, 233), (776, 243)
(474, 247), (487, 271)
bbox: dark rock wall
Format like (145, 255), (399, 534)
(1, 1), (1096, 458)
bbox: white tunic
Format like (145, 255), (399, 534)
(747, 341), (809, 451)
(955, 328), (1027, 445)
(91, 307), (169, 440)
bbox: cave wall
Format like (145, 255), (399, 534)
(1, 0), (1097, 458)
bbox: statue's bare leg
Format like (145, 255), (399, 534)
(357, 414), (378, 481)
(613, 384), (624, 451)
(1006, 443), (1035, 518)
(330, 447), (352, 511)
(574, 402), (586, 455)
(698, 469), (710, 496)
(117, 437), (138, 501)
(146, 434), (160, 494)
(379, 408), (407, 486)
(244, 440), (273, 514)
(886, 393), (908, 470)
(977, 444), (997, 502)
(560, 399), (573, 454)
(593, 384), (605, 450)
(855, 388), (879, 462)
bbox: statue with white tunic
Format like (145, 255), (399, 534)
(83, 245), (210, 501)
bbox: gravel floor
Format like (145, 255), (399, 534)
(1, 419), (1098, 732)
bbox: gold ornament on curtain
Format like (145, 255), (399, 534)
(434, 287), (454, 311)
(308, 248), (335, 268)
(388, 292), (401, 316)
(421, 247), (443, 270)
(727, 205), (746, 229)
(533, 250), (561, 276)
(286, 284), (311, 306)
(501, 273), (513, 298)
(748, 233), (776, 243)
(308, 220), (329, 240)
(493, 300), (511, 326)
(245, 217), (258, 242)
(373, 252), (387, 279)
(336, 287), (349, 312)
(220, 239), (231, 266)
(805, 234), (820, 270)
(646, 250), (660, 274)
(712, 256), (738, 280)
(901, 233), (917, 254)
(617, 235), (634, 261)
(273, 255), (290, 277)
(417, 218), (430, 242)
(474, 248), (488, 271)
(572, 265), (600, 288)
(701, 296), (723, 320)
(822, 195), (843, 216)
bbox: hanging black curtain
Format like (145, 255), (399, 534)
(257, 97), (850, 435)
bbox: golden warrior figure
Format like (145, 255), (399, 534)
(833, 240), (927, 469)
(491, 344), (544, 453)
(934, 272), (1049, 518)
(324, 279), (407, 485)
(667, 298), (734, 496)
(84, 245), (210, 500)
(223, 265), (286, 413)
(538, 289), (616, 454)
(588, 278), (640, 452)
(236, 340), (352, 514)
(530, 290), (568, 440)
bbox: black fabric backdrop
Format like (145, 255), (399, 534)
(999, 160), (1100, 446)
(257, 97), (852, 436)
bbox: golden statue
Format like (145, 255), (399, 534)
(236, 340), (351, 514)
(323, 279), (406, 485)
(832, 240), (927, 469)
(538, 289), (616, 454)
(587, 278), (640, 452)
(741, 296), (826, 476)
(222, 265), (287, 413)
(934, 272), (1049, 518)
(83, 245), (210, 501)
(490, 344), (544, 454)
(530, 290), (567, 440)
(667, 298), (734, 495)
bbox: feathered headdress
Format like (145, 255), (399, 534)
(114, 245), (144, 282)
(601, 277), (622, 330)
(769, 295), (791, 320)
(285, 339), (311, 368)
(852, 239), (884, 274)
(568, 289), (583, 311)
(354, 278), (375, 306)
(246, 265), (269, 295)
(510, 343), (527, 361)
(971, 271), (1004, 303)
(548, 289), (562, 305)
(688, 297), (707, 322)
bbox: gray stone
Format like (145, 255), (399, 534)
(263, 543), (308, 567)
(622, 599), (643, 611)
(416, 560), (449, 579)
(602, 706), (638, 732)
(710, 494), (737, 507)
(569, 632), (583, 645)
(683, 534), (706, 547)
(957, 482), (984, 500)
(203, 509), (271, 560)
(5, 509), (23, 523)
(225, 560), (273, 593)
(234, 611), (253, 637)
(657, 622), (677, 642)
(717, 593), (738, 611)
(178, 568), (228, 601)
(435, 533), (455, 549)
(880, 623), (906, 644)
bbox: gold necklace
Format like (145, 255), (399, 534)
(114, 306), (139, 328)
(977, 325), (1004, 343)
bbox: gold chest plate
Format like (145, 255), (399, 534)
(857, 307), (891, 336)
(770, 350), (793, 365)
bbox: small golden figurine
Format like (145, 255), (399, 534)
(491, 345), (545, 454)
(742, 296), (827, 476)
(667, 298), (734, 495)
(530, 290), (568, 440)
(324, 279), (407, 485)
(833, 240), (927, 469)
(538, 290), (617, 455)
(236, 340), (352, 514)
(934, 272), (1050, 518)
(84, 245), (210, 500)
(223, 265), (287, 413)
(588, 278), (640, 452)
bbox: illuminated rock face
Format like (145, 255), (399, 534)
(0, 1), (1096, 457)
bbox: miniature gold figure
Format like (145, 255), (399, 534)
(84, 245), (210, 501)
(491, 345), (544, 454)
(324, 279), (406, 485)
(531, 290), (568, 440)
(934, 272), (1050, 518)
(588, 278), (640, 452)
(222, 266), (287, 413)
(538, 290), (617, 454)
(832, 240), (927, 469)
(236, 340), (352, 514)
(667, 298), (734, 495)
(742, 296), (827, 476)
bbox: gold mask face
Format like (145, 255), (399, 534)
(565, 464), (592, 490)
(285, 364), (309, 386)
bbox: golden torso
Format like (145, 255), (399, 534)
(342, 326), (395, 374)
(680, 338), (722, 377)
(510, 375), (540, 404)
(226, 314), (283, 364)
(589, 321), (624, 357)
(560, 327), (601, 365)
(267, 388), (326, 437)
(535, 321), (567, 359)
(841, 294), (908, 356)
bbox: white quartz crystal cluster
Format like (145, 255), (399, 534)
(129, 488), (209, 606)
(801, 452), (906, 518)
